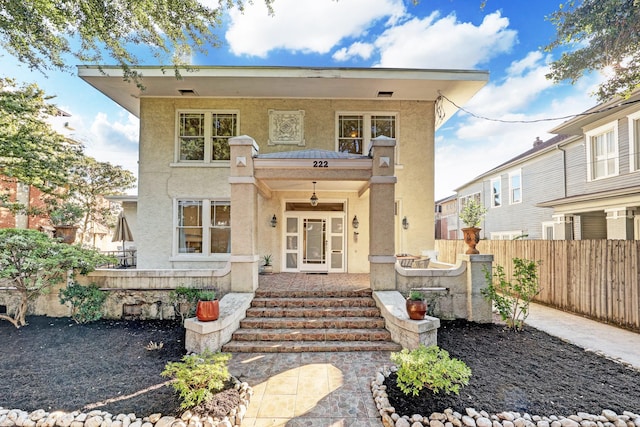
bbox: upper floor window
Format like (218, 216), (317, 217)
(459, 192), (481, 212)
(586, 121), (618, 180)
(177, 111), (238, 162)
(509, 170), (522, 204)
(628, 111), (640, 172)
(491, 178), (502, 207)
(176, 199), (230, 255)
(337, 113), (396, 155)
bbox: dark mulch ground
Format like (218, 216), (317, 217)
(1, 316), (639, 418)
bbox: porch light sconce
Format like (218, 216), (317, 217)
(310, 181), (318, 207)
(271, 214), (277, 228)
(402, 216), (409, 230)
(352, 215), (359, 229)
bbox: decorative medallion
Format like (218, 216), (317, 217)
(268, 110), (305, 146)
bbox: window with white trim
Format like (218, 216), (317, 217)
(509, 170), (522, 204)
(586, 121), (618, 180)
(628, 111), (640, 172)
(336, 113), (396, 155)
(177, 111), (238, 162)
(490, 230), (525, 240)
(176, 199), (231, 255)
(459, 192), (481, 212)
(491, 178), (502, 207)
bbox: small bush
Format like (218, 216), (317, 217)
(162, 350), (232, 410)
(59, 282), (107, 324)
(390, 345), (471, 396)
(482, 257), (541, 331)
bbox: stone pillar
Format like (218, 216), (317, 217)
(369, 136), (397, 291)
(605, 208), (635, 239)
(552, 214), (574, 240)
(229, 136), (260, 293)
(460, 254), (493, 323)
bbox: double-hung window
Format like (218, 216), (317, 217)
(177, 111), (238, 162)
(628, 111), (640, 172)
(491, 178), (502, 207)
(586, 122), (618, 180)
(337, 113), (396, 155)
(509, 170), (522, 204)
(176, 199), (231, 255)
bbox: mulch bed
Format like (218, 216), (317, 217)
(1, 316), (639, 418)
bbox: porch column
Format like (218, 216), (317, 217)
(552, 214), (574, 240)
(605, 207), (635, 239)
(229, 136), (260, 292)
(369, 136), (397, 290)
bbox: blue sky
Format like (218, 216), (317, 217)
(0, 0), (604, 199)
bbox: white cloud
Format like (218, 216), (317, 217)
(332, 42), (375, 61)
(374, 11), (517, 69)
(225, 0), (406, 57)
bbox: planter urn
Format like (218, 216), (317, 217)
(462, 227), (481, 254)
(54, 226), (78, 244)
(196, 300), (220, 322)
(406, 299), (428, 320)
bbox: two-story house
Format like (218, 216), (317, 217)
(79, 65), (488, 291)
(454, 90), (640, 240)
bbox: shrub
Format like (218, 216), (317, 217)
(169, 286), (202, 323)
(59, 282), (107, 324)
(482, 257), (542, 331)
(162, 350), (232, 410)
(390, 345), (471, 396)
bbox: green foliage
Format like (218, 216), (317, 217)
(198, 290), (217, 301)
(48, 201), (86, 227)
(162, 350), (232, 410)
(390, 345), (471, 397)
(0, 1), (273, 85)
(0, 229), (113, 328)
(408, 290), (425, 301)
(59, 282), (107, 324)
(545, 0), (640, 101)
(459, 199), (487, 228)
(482, 258), (542, 332)
(263, 254), (272, 266)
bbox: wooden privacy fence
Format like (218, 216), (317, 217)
(434, 239), (640, 331)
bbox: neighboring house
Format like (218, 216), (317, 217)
(79, 65), (488, 290)
(0, 179), (51, 232)
(454, 90), (640, 240)
(435, 194), (458, 239)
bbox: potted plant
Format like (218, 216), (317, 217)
(261, 254), (273, 274)
(459, 199), (487, 254)
(195, 290), (219, 322)
(406, 290), (428, 320)
(49, 201), (85, 244)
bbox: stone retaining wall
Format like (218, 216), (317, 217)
(371, 365), (640, 427)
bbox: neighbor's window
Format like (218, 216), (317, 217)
(509, 170), (522, 204)
(459, 192), (481, 212)
(177, 199), (231, 255)
(337, 113), (396, 155)
(628, 112), (640, 172)
(586, 122), (618, 180)
(491, 178), (502, 208)
(178, 111), (238, 162)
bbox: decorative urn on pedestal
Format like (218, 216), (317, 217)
(459, 199), (487, 255)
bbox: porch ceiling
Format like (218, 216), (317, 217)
(78, 65), (489, 129)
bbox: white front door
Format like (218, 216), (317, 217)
(283, 214), (345, 273)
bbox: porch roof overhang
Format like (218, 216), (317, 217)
(77, 65), (488, 129)
(536, 185), (640, 213)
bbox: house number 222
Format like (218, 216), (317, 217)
(313, 161), (328, 167)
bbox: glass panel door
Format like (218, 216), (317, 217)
(285, 217), (299, 269)
(329, 217), (344, 270)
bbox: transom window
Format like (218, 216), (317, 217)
(509, 170), (522, 204)
(176, 199), (230, 255)
(586, 122), (618, 180)
(177, 111), (238, 162)
(337, 113), (396, 155)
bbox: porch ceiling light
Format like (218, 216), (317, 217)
(310, 181), (319, 207)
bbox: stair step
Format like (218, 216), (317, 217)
(221, 340), (402, 353)
(231, 328), (393, 342)
(240, 316), (385, 329)
(250, 296), (376, 308)
(245, 306), (381, 318)
(255, 289), (372, 299)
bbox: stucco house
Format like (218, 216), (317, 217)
(79, 66), (489, 292)
(454, 90), (640, 240)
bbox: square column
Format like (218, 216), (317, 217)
(606, 208), (635, 239)
(229, 136), (260, 292)
(369, 136), (397, 290)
